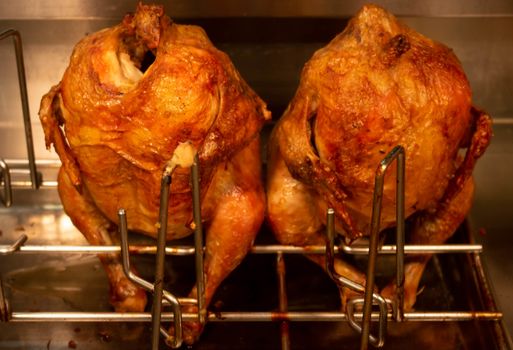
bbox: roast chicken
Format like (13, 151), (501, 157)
(267, 5), (492, 309)
(39, 3), (270, 344)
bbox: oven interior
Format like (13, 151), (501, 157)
(1, 1), (513, 349)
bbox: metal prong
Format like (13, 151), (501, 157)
(152, 172), (172, 350)
(395, 149), (406, 322)
(360, 145), (404, 349)
(0, 234), (28, 255)
(119, 209), (154, 292)
(191, 155), (206, 326)
(0, 30), (39, 190)
(0, 159), (13, 207)
(325, 209), (365, 294)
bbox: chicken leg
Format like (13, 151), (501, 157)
(58, 167), (147, 312)
(177, 137), (265, 344)
(382, 108), (492, 309)
(267, 134), (367, 307)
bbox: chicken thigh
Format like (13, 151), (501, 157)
(267, 4), (491, 310)
(39, 3), (270, 344)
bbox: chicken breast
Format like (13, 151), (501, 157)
(39, 3), (270, 344)
(267, 4), (491, 310)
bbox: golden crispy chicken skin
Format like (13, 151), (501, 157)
(39, 3), (270, 344)
(267, 5), (491, 310)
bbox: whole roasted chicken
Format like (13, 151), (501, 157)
(267, 5), (492, 309)
(39, 3), (270, 344)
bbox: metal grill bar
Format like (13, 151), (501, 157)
(0, 242), (483, 256)
(8, 311), (503, 323)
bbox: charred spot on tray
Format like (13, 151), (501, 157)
(98, 330), (112, 342)
(68, 340), (77, 349)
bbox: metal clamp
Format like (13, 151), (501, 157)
(0, 30), (39, 194)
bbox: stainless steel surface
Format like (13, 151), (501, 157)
(1, 0), (513, 19)
(1, 1), (513, 348)
(0, 30), (38, 191)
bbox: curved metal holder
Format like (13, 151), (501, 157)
(118, 209), (183, 349)
(0, 233), (27, 255)
(325, 209), (388, 348)
(325, 145), (405, 349)
(117, 154), (205, 349)
(0, 29), (39, 198)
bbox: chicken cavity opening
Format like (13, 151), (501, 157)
(117, 38), (157, 86)
(309, 114), (320, 157)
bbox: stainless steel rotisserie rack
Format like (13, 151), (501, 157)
(1, 4), (513, 348)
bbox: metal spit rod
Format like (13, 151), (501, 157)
(0, 30), (39, 198)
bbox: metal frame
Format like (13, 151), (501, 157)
(0, 29), (39, 197)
